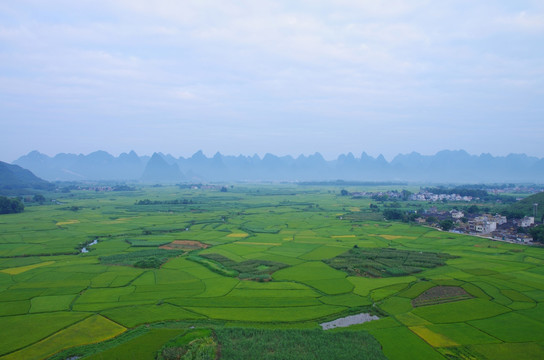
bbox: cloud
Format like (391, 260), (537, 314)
(0, 0), (543, 161)
(498, 11), (544, 32)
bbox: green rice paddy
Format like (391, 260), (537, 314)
(0, 185), (543, 359)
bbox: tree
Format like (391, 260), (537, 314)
(401, 190), (412, 201)
(220, 186), (228, 192)
(528, 225), (544, 243)
(340, 189), (349, 196)
(0, 196), (24, 214)
(466, 205), (479, 214)
(439, 219), (454, 231)
(383, 209), (403, 220)
(33, 194), (46, 204)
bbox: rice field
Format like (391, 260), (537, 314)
(0, 184), (543, 359)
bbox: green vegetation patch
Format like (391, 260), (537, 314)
(99, 249), (184, 268)
(0, 312), (89, 356)
(273, 261), (347, 282)
(87, 328), (183, 360)
(501, 289), (535, 303)
(158, 329), (216, 360)
(325, 247), (455, 278)
(369, 326), (444, 360)
(319, 293), (371, 307)
(305, 278), (354, 295)
(397, 281), (436, 299)
(100, 303), (206, 328)
(0, 299), (30, 316)
(215, 328), (387, 360)
(469, 312), (544, 342)
(425, 323), (501, 345)
(470, 342), (544, 360)
(201, 253), (289, 281)
(1, 315), (125, 360)
(185, 305), (345, 322)
(412, 298), (510, 323)
(348, 275), (416, 297)
(30, 294), (75, 313)
(379, 296), (413, 315)
(186, 255), (238, 277)
(412, 286), (473, 307)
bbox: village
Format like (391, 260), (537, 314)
(416, 208), (537, 244)
(348, 187), (542, 245)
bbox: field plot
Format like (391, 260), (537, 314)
(0, 315), (125, 360)
(0, 312), (89, 356)
(85, 328), (182, 360)
(0, 185), (543, 359)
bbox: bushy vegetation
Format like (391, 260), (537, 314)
(215, 328), (387, 360)
(191, 253), (288, 280)
(158, 329), (215, 360)
(100, 249), (183, 268)
(0, 195), (24, 214)
(325, 247), (455, 277)
(136, 198), (195, 205)
(528, 225), (544, 243)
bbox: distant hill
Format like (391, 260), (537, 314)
(12, 149), (544, 183)
(506, 192), (544, 221)
(0, 161), (53, 195)
(141, 153), (185, 183)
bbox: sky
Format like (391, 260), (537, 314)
(1, 0), (543, 162)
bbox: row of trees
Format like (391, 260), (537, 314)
(382, 209), (454, 230)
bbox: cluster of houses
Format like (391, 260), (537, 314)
(409, 192), (474, 202)
(418, 209), (536, 243)
(350, 190), (476, 202)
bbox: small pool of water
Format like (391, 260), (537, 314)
(81, 239), (98, 253)
(320, 313), (379, 330)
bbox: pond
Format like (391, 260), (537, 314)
(320, 313), (379, 330)
(81, 239), (98, 253)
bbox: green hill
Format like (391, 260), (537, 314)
(0, 161), (53, 195)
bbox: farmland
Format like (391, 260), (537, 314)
(0, 184), (544, 359)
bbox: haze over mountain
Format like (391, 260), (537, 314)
(12, 150), (544, 183)
(0, 161), (52, 195)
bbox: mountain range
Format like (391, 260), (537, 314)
(11, 150), (544, 183)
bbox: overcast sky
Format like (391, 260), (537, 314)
(1, 0), (543, 162)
